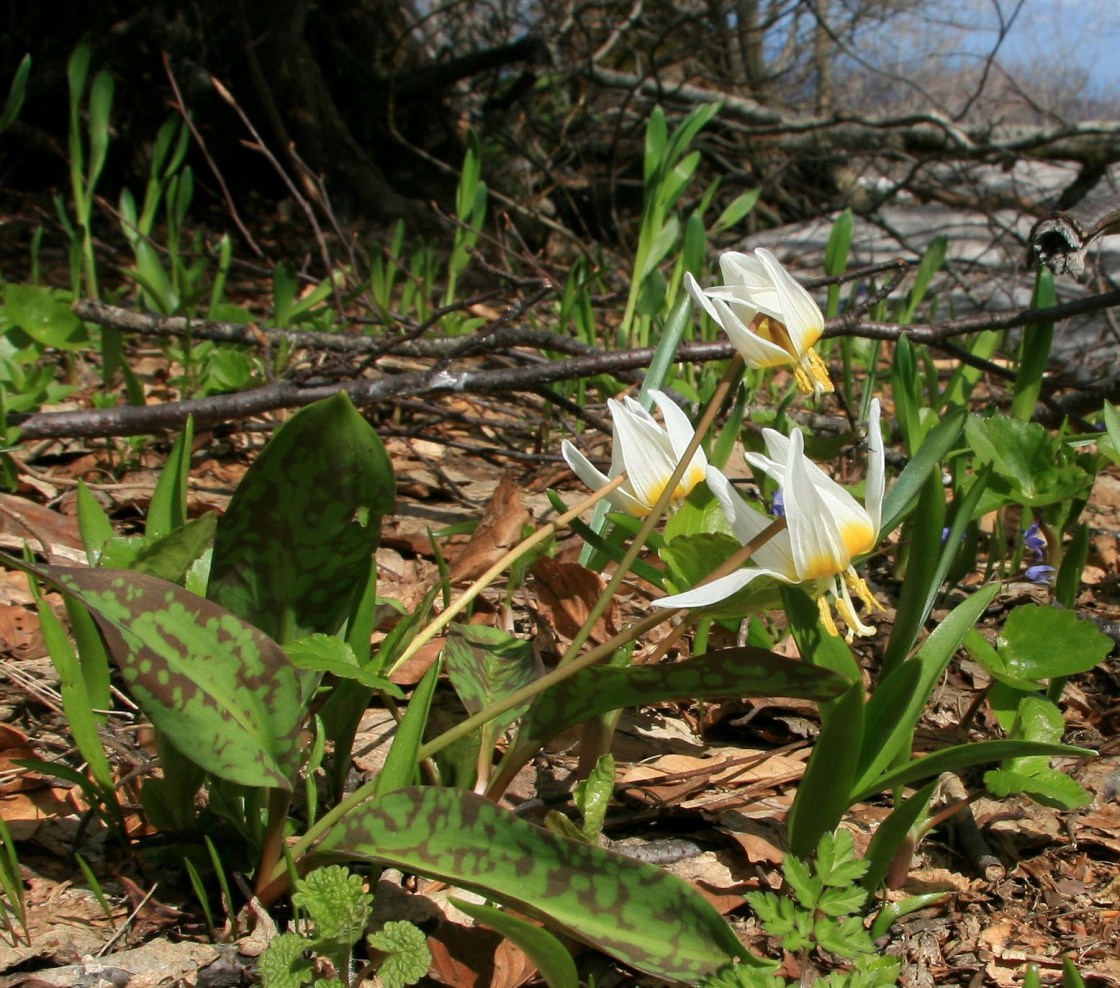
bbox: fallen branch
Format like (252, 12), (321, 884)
(16, 287), (1120, 441)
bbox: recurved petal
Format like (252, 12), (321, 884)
(562, 439), (646, 515)
(562, 439), (610, 492)
(685, 272), (724, 323)
(653, 564), (794, 610)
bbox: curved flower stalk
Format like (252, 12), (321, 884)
(561, 390), (708, 517)
(686, 247), (834, 398)
(656, 399), (885, 640)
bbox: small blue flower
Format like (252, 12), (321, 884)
(1024, 522), (1046, 561)
(1025, 564), (1056, 585)
(772, 489), (785, 518)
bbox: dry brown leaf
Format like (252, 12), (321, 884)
(0, 605), (45, 660)
(449, 474), (531, 583)
(619, 754), (717, 805)
(489, 937), (539, 988)
(530, 556), (617, 643)
(426, 918), (503, 988)
(0, 492), (85, 562)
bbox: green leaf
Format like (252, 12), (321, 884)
(814, 829), (867, 888)
(4, 284), (87, 349)
(573, 753), (614, 843)
(146, 418), (194, 540)
(516, 646), (847, 754)
(39, 564), (304, 791)
(859, 583), (1000, 792)
(374, 657), (441, 797)
(964, 415), (1093, 508)
(878, 406), (967, 537)
(320, 786), (752, 982)
(787, 683), (864, 858)
(284, 634), (402, 694)
(258, 932), (314, 988)
(1011, 267), (1056, 422)
(983, 695), (1092, 809)
(780, 586), (861, 687)
(1062, 954), (1088, 988)
(292, 865), (371, 945)
(0, 53), (30, 134)
(443, 623), (539, 731)
(207, 393), (395, 643)
(983, 767), (1091, 809)
(130, 513), (218, 583)
(76, 480), (116, 566)
(367, 920), (431, 988)
(995, 604), (1113, 685)
(852, 740), (1095, 803)
(452, 900), (577, 988)
(861, 781), (936, 891)
(33, 585), (116, 796)
(783, 854), (820, 909)
(901, 235), (947, 324)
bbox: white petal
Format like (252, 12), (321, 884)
(719, 251), (773, 296)
(865, 398), (885, 536)
(745, 448), (785, 489)
(707, 468), (799, 577)
(562, 439), (647, 515)
(653, 564), (795, 610)
(710, 297), (797, 369)
(685, 272), (725, 325)
(650, 390), (707, 492)
(755, 248), (824, 352)
(782, 429), (856, 580)
(610, 398), (677, 507)
(562, 439), (610, 492)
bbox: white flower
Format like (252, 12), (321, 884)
(686, 247), (834, 397)
(656, 399), (885, 640)
(562, 390), (708, 517)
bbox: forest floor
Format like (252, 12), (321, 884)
(0, 192), (1119, 987)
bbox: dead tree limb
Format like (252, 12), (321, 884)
(15, 284), (1120, 442)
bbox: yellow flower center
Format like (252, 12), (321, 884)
(793, 348), (835, 396)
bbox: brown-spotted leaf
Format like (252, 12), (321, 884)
(41, 564), (303, 791)
(320, 786), (759, 982)
(207, 392), (395, 643)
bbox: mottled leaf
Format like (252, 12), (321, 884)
(207, 392), (395, 642)
(443, 623), (539, 730)
(41, 564), (303, 791)
(517, 646), (846, 752)
(320, 786), (753, 981)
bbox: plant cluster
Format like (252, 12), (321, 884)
(0, 43), (1115, 987)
